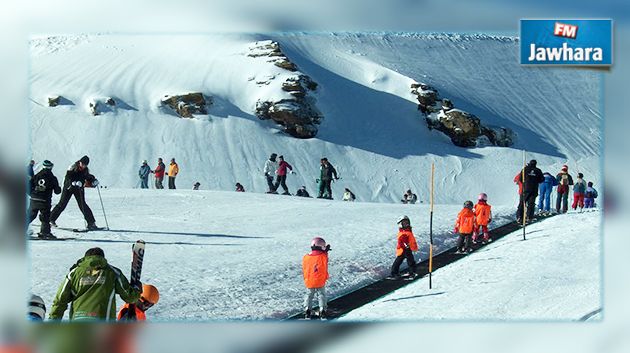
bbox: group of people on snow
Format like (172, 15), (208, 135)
(138, 158), (178, 189)
(514, 160), (598, 223)
(263, 153), (295, 195)
(29, 247), (160, 322)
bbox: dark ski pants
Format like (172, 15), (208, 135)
(556, 191), (569, 213)
(265, 174), (274, 192)
(273, 175), (289, 193)
(51, 187), (96, 225)
(140, 177), (149, 189)
(390, 247), (416, 276)
(168, 176), (176, 189)
(516, 191), (537, 221)
(318, 179), (332, 199)
(155, 177), (164, 189)
(457, 233), (472, 251)
(28, 200), (52, 234)
(584, 198), (595, 208)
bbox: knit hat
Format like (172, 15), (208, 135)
(85, 247), (104, 257)
(42, 160), (54, 169)
(561, 165), (568, 171)
(578, 172), (583, 178)
(270, 153), (277, 159)
(79, 155), (90, 165)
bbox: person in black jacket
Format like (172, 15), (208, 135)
(516, 159), (544, 223)
(50, 155), (100, 230)
(296, 186), (310, 197)
(28, 160), (61, 238)
(317, 158), (338, 199)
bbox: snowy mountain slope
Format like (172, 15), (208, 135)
(339, 210), (601, 321)
(29, 188), (516, 321)
(29, 33), (601, 205)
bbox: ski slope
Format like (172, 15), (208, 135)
(340, 210), (601, 321)
(29, 33), (601, 206)
(28, 189), (600, 321)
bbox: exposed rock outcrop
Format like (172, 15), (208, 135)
(161, 92), (211, 118)
(48, 96), (61, 107)
(248, 40), (323, 138)
(87, 97), (117, 115)
(411, 82), (515, 147)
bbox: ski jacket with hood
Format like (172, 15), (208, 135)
(29, 169), (61, 203)
(154, 162), (165, 178)
(517, 164), (544, 193)
(264, 159), (278, 176)
(277, 160), (293, 176)
(573, 179), (587, 194)
(302, 250), (329, 288)
(320, 163), (338, 181)
(117, 303), (146, 321)
(396, 228), (418, 256)
(49, 255), (140, 321)
(556, 172), (574, 193)
(138, 165), (151, 179)
(63, 162), (96, 190)
(168, 162), (179, 177)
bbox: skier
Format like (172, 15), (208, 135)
(192, 182), (201, 190)
(235, 182), (245, 192)
(263, 153), (279, 194)
(537, 172), (558, 215)
(28, 294), (46, 321)
(273, 155), (294, 195)
(138, 160), (151, 189)
(515, 159), (544, 223)
(342, 188), (356, 202)
(151, 158), (166, 189)
(49, 247), (141, 321)
(317, 158), (338, 199)
(455, 201), (476, 253)
(473, 193), (492, 244)
(167, 158), (179, 189)
(27, 159), (35, 179)
(401, 189), (418, 204)
(296, 186), (310, 198)
(49, 155), (100, 230)
(572, 173), (587, 211)
(389, 215), (419, 279)
(555, 165), (574, 214)
(117, 284), (160, 321)
(302, 237), (330, 319)
(584, 182), (598, 209)
(27, 160), (61, 239)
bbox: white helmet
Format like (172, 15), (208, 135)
(28, 294), (46, 320)
(478, 193), (488, 201)
(311, 237), (327, 250)
(397, 215), (410, 224)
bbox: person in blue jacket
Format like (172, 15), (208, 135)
(138, 160), (151, 189)
(538, 171), (558, 215)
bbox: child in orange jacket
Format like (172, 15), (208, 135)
(473, 193), (493, 244)
(302, 237), (330, 319)
(389, 215), (419, 279)
(455, 201), (477, 253)
(118, 284), (159, 321)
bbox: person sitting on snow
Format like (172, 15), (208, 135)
(401, 189), (418, 204)
(342, 188), (356, 202)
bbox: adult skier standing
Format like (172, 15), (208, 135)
(515, 159), (544, 223)
(138, 160), (151, 189)
(167, 158), (179, 189)
(555, 165), (574, 214)
(49, 155), (100, 230)
(151, 158), (166, 189)
(273, 155), (294, 195)
(27, 160), (61, 239)
(263, 153), (279, 194)
(317, 158), (338, 199)
(49, 247), (141, 321)
(537, 172), (558, 215)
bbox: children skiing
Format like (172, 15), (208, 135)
(584, 182), (598, 209)
(455, 201), (476, 253)
(572, 173), (587, 211)
(302, 237), (330, 319)
(389, 216), (419, 279)
(473, 193), (492, 244)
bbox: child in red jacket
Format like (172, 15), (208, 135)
(455, 201), (477, 253)
(473, 193), (493, 244)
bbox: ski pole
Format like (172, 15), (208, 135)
(522, 150), (526, 240)
(429, 162), (435, 289)
(97, 186), (110, 230)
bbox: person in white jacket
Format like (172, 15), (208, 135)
(263, 153), (279, 193)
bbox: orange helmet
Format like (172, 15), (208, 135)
(141, 284), (160, 304)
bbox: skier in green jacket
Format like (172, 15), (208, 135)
(49, 247), (141, 321)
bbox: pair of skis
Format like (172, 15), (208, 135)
(120, 240), (146, 321)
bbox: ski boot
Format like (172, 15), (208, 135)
(304, 309), (312, 319)
(38, 232), (57, 240)
(86, 223), (100, 231)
